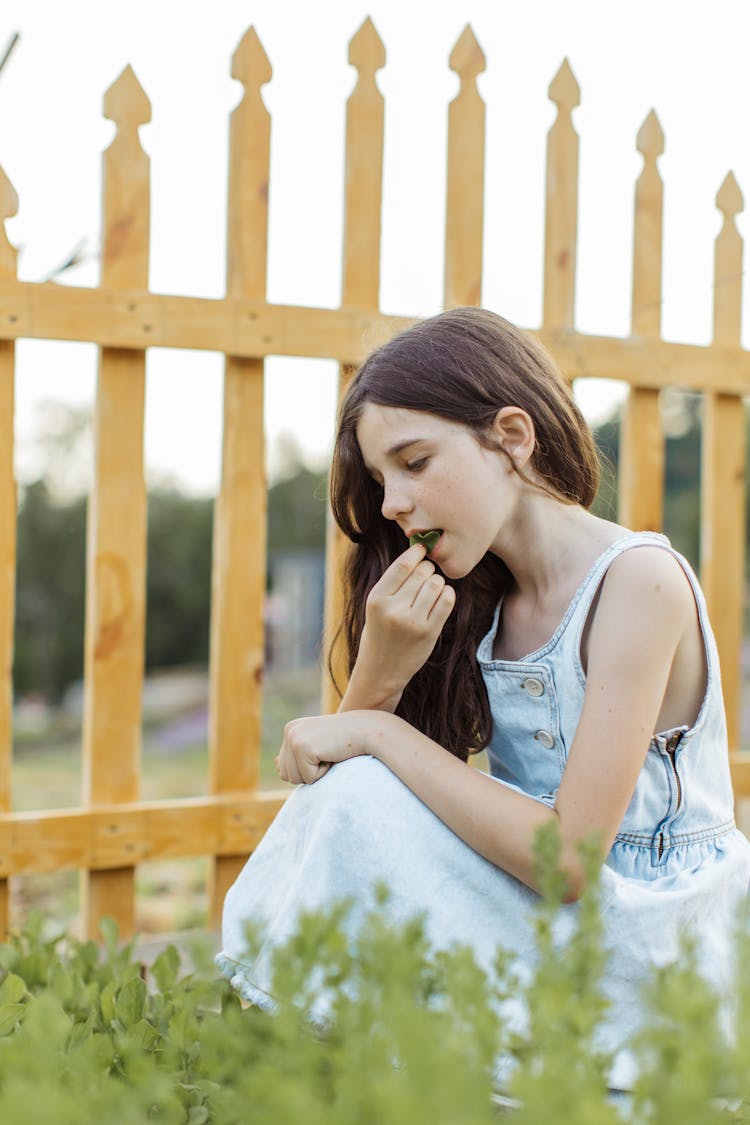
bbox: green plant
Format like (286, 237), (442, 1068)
(1, 842), (749, 1123)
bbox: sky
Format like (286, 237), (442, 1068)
(1, 0), (749, 495)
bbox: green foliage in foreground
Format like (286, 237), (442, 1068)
(1, 827), (750, 1124)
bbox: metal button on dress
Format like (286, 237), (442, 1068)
(522, 677), (544, 697)
(535, 730), (555, 749)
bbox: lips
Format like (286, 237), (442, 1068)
(408, 529), (443, 554)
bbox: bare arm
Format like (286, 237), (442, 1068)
(280, 547), (697, 900)
(367, 547), (696, 898)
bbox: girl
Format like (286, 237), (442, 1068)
(216, 307), (750, 1086)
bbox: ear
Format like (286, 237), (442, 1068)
(492, 406), (536, 470)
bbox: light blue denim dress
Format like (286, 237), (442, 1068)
(217, 532), (750, 1086)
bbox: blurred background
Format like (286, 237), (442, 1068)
(2, 0), (750, 932)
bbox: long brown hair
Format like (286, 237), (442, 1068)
(329, 307), (601, 761)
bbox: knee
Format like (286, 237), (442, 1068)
(320, 754), (390, 795)
(304, 755), (400, 819)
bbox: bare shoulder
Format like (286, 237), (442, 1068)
(596, 544), (697, 631)
(581, 542), (707, 734)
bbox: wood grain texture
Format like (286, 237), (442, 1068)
(322, 20), (386, 714)
(341, 18), (385, 311)
(619, 111), (665, 532)
(703, 173), (745, 760)
(81, 66), (151, 938)
(444, 25), (485, 309)
(703, 393), (745, 757)
(208, 27), (272, 924)
(0, 792), (287, 877)
(1, 35), (749, 922)
(543, 59), (580, 329)
(2, 282), (750, 392)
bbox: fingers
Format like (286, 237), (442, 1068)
(412, 571), (456, 621)
(371, 543), (428, 597)
(276, 746), (304, 785)
(277, 721), (332, 786)
(426, 581), (456, 627)
(369, 558), (438, 614)
(402, 560), (439, 607)
(365, 542), (455, 645)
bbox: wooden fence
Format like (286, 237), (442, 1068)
(0, 19), (747, 939)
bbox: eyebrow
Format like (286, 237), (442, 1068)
(363, 438), (422, 477)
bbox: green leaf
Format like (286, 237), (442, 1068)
(0, 1002), (25, 1036)
(187, 1107), (209, 1125)
(99, 916), (119, 959)
(22, 909), (44, 946)
(71, 939), (100, 981)
(115, 976), (146, 1029)
(100, 979), (117, 1024)
(128, 1017), (160, 1051)
(69, 1008), (97, 1045)
(409, 529), (442, 553)
(0, 972), (26, 1004)
(49, 964), (74, 1004)
(16, 950), (48, 989)
(151, 944), (181, 994)
(0, 945), (19, 973)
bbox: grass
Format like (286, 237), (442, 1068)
(11, 664), (322, 811)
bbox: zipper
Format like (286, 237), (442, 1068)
(666, 731), (683, 809)
(657, 731), (684, 860)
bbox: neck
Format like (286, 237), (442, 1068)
(490, 491), (623, 603)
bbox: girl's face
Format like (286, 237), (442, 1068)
(355, 403), (517, 579)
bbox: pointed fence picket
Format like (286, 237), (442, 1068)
(702, 173), (746, 760)
(80, 64), (151, 939)
(0, 20), (748, 940)
(322, 17), (385, 715)
(207, 27), (271, 932)
(444, 25), (485, 310)
(543, 59), (579, 331)
(618, 111), (666, 534)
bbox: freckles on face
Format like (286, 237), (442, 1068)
(354, 403), (512, 570)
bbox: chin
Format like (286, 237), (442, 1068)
(438, 559), (471, 581)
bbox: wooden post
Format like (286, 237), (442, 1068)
(208, 28), (272, 929)
(702, 172), (745, 754)
(0, 165), (18, 937)
(322, 18), (385, 713)
(444, 25), (485, 310)
(543, 59), (580, 330)
(80, 67), (151, 939)
(619, 110), (666, 531)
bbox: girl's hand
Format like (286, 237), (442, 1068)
(275, 711), (376, 785)
(343, 544), (456, 711)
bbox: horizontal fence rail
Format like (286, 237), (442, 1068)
(0, 794), (286, 877)
(0, 17), (747, 939)
(1, 289), (750, 393)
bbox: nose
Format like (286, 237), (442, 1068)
(380, 478), (414, 522)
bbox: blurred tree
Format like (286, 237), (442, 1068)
(12, 408), (329, 700)
(14, 479), (87, 702)
(592, 392), (705, 569)
(145, 489), (214, 670)
(267, 464), (328, 553)
(17, 395), (742, 703)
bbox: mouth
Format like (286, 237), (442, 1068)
(407, 529), (443, 554)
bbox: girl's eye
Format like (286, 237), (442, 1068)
(406, 457), (428, 472)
